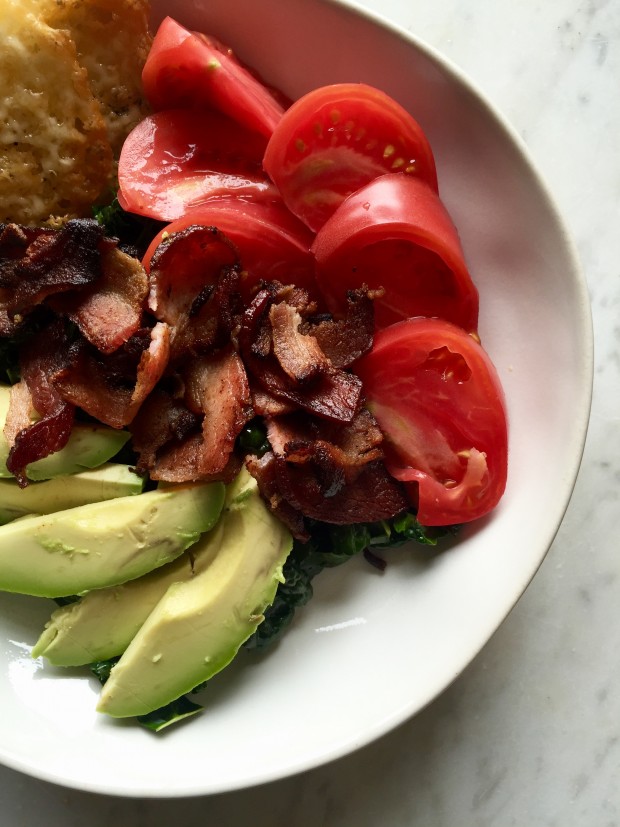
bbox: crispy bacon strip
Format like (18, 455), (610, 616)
(0, 219), (109, 318)
(240, 288), (363, 423)
(51, 246), (149, 354)
(153, 347), (252, 480)
(245, 452), (309, 540)
(272, 456), (407, 525)
(168, 265), (242, 360)
(267, 409), (384, 481)
(53, 323), (170, 428)
(134, 348), (252, 483)
(148, 225), (239, 326)
(269, 301), (329, 383)
(305, 287), (379, 368)
(6, 321), (75, 485)
(130, 389), (201, 474)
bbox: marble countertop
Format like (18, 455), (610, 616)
(2, 0), (618, 823)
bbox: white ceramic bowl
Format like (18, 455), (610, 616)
(0, 0), (592, 796)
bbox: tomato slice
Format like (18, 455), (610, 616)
(311, 173), (479, 332)
(263, 83), (438, 231)
(117, 109), (277, 222)
(143, 199), (317, 298)
(355, 318), (508, 525)
(142, 17), (286, 137)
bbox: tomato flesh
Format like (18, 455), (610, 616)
(263, 83), (438, 231)
(117, 109), (276, 222)
(355, 319), (508, 525)
(143, 199), (317, 299)
(142, 17), (286, 137)
(312, 173), (479, 332)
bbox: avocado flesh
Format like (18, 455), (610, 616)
(97, 473), (292, 719)
(32, 520), (225, 666)
(0, 482), (225, 597)
(32, 470), (258, 666)
(0, 384), (130, 481)
(0, 463), (144, 525)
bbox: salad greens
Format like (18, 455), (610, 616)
(87, 510), (454, 732)
(93, 188), (163, 258)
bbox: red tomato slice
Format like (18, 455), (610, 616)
(142, 199), (317, 298)
(355, 318), (508, 525)
(311, 173), (479, 332)
(263, 83), (438, 231)
(118, 109), (277, 222)
(142, 17), (286, 138)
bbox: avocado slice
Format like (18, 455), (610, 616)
(0, 384), (130, 481)
(32, 520), (225, 666)
(0, 463), (145, 525)
(0, 482), (225, 597)
(32, 470), (258, 666)
(97, 472), (292, 719)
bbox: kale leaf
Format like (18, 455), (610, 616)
(92, 190), (164, 258)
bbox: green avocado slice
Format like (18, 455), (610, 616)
(97, 472), (292, 719)
(0, 384), (130, 481)
(0, 463), (144, 525)
(0, 482), (225, 597)
(31, 472), (259, 666)
(32, 520), (225, 666)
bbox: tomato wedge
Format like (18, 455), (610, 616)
(355, 319), (508, 525)
(143, 200), (317, 298)
(263, 83), (438, 231)
(311, 174), (478, 332)
(117, 109), (276, 222)
(142, 17), (286, 137)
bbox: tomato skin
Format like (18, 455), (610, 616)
(142, 17), (286, 137)
(263, 83), (438, 232)
(312, 173), (479, 333)
(142, 199), (317, 298)
(354, 318), (508, 525)
(117, 109), (277, 222)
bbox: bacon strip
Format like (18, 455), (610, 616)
(6, 321), (75, 485)
(305, 287), (378, 368)
(130, 389), (201, 474)
(151, 348), (252, 481)
(270, 301), (329, 383)
(51, 246), (149, 354)
(240, 288), (363, 423)
(148, 225), (239, 326)
(53, 323), (170, 428)
(0, 219), (109, 318)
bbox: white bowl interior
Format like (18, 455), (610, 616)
(0, 0), (592, 796)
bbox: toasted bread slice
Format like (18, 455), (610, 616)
(0, 0), (113, 224)
(0, 0), (152, 225)
(45, 0), (152, 157)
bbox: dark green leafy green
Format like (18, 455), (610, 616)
(236, 419), (270, 457)
(136, 695), (203, 732)
(92, 191), (163, 258)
